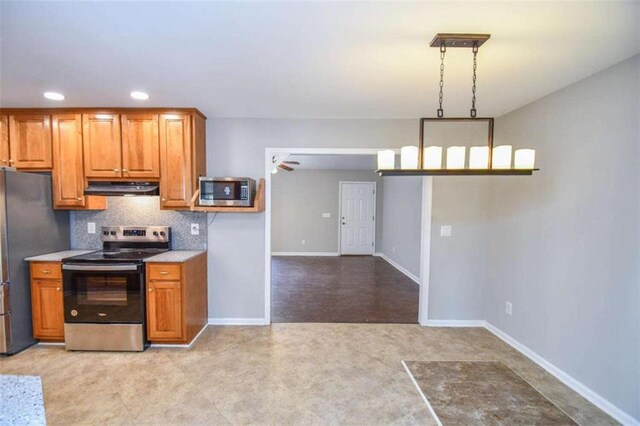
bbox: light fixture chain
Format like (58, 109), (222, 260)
(438, 43), (446, 118)
(471, 43), (478, 118)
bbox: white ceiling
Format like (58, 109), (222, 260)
(1, 1), (638, 119)
(285, 154), (378, 170)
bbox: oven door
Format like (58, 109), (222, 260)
(62, 263), (144, 324)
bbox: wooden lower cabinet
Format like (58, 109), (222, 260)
(146, 253), (207, 344)
(30, 262), (64, 341)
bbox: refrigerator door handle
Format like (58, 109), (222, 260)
(0, 282), (8, 316)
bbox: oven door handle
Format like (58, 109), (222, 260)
(62, 264), (140, 272)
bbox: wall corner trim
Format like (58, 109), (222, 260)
(208, 318), (269, 326)
(271, 252), (339, 257)
(484, 322), (639, 426)
(376, 252), (420, 285)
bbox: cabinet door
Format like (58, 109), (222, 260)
(8, 115), (52, 169)
(147, 280), (182, 340)
(31, 279), (64, 339)
(0, 115), (8, 167)
(82, 113), (122, 178)
(121, 114), (160, 179)
(159, 114), (192, 209)
(52, 114), (85, 208)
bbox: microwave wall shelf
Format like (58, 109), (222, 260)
(189, 178), (265, 213)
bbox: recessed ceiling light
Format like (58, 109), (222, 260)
(130, 91), (149, 100)
(43, 91), (64, 101)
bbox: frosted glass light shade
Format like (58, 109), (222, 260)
(514, 149), (536, 169)
(377, 150), (395, 169)
(492, 145), (513, 169)
(469, 146), (489, 169)
(401, 146), (419, 169)
(446, 146), (466, 169)
(423, 146), (443, 169)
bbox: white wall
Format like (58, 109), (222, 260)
(379, 176), (422, 278)
(271, 169), (383, 253)
(487, 56), (640, 421)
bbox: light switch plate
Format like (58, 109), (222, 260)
(440, 225), (452, 237)
(87, 222), (96, 234)
(506, 301), (513, 315)
(190, 223), (200, 235)
(322, 213), (331, 218)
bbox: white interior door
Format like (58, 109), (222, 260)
(340, 182), (376, 255)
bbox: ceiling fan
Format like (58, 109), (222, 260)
(271, 155), (299, 173)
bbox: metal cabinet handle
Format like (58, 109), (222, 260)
(148, 287), (153, 292)
(161, 198), (166, 202)
(159, 271), (169, 275)
(0, 159), (7, 164)
(42, 270), (51, 274)
(8, 159), (14, 164)
(56, 287), (61, 291)
(113, 169), (120, 173)
(122, 168), (128, 173)
(77, 197), (82, 201)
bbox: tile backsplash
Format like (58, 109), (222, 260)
(71, 196), (207, 250)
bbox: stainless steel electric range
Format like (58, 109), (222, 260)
(62, 226), (170, 351)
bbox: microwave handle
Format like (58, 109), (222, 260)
(62, 264), (140, 272)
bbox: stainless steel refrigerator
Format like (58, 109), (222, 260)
(0, 170), (69, 355)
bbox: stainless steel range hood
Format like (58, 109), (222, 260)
(84, 181), (159, 196)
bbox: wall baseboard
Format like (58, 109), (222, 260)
(150, 324), (208, 348)
(208, 318), (269, 326)
(272, 252), (339, 257)
(483, 322), (638, 426)
(375, 252), (420, 285)
(425, 320), (486, 327)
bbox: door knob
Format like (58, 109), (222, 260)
(148, 287), (153, 292)
(56, 287), (61, 292)
(113, 169), (120, 173)
(77, 197), (82, 201)
(122, 168), (128, 173)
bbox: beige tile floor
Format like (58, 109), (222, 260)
(0, 324), (615, 425)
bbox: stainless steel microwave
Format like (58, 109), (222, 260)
(198, 177), (256, 207)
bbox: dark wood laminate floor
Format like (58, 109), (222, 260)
(271, 256), (419, 323)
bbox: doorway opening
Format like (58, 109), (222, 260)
(265, 148), (432, 324)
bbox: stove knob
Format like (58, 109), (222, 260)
(110, 231), (116, 236)
(159, 231), (166, 237)
(103, 231), (109, 236)
(153, 231), (159, 237)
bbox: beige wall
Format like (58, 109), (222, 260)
(271, 169), (383, 253)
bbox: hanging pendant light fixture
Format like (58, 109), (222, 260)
(377, 33), (539, 177)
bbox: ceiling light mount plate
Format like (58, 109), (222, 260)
(430, 33), (491, 49)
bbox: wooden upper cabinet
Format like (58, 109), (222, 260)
(159, 114), (192, 209)
(8, 115), (52, 169)
(52, 115), (85, 208)
(82, 113), (122, 178)
(0, 116), (8, 167)
(121, 113), (159, 179)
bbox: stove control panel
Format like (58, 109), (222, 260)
(101, 226), (170, 243)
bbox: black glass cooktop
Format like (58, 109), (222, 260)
(64, 249), (169, 263)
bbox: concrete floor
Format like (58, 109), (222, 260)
(0, 324), (614, 425)
(271, 256), (419, 323)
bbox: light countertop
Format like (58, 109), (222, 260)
(144, 250), (206, 263)
(25, 250), (96, 262)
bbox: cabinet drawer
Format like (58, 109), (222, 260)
(148, 264), (181, 281)
(31, 262), (62, 279)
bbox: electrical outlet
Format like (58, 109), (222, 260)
(87, 222), (96, 234)
(190, 223), (200, 235)
(505, 301), (513, 315)
(440, 225), (452, 237)
(301, 239), (306, 245)
(322, 213), (331, 218)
